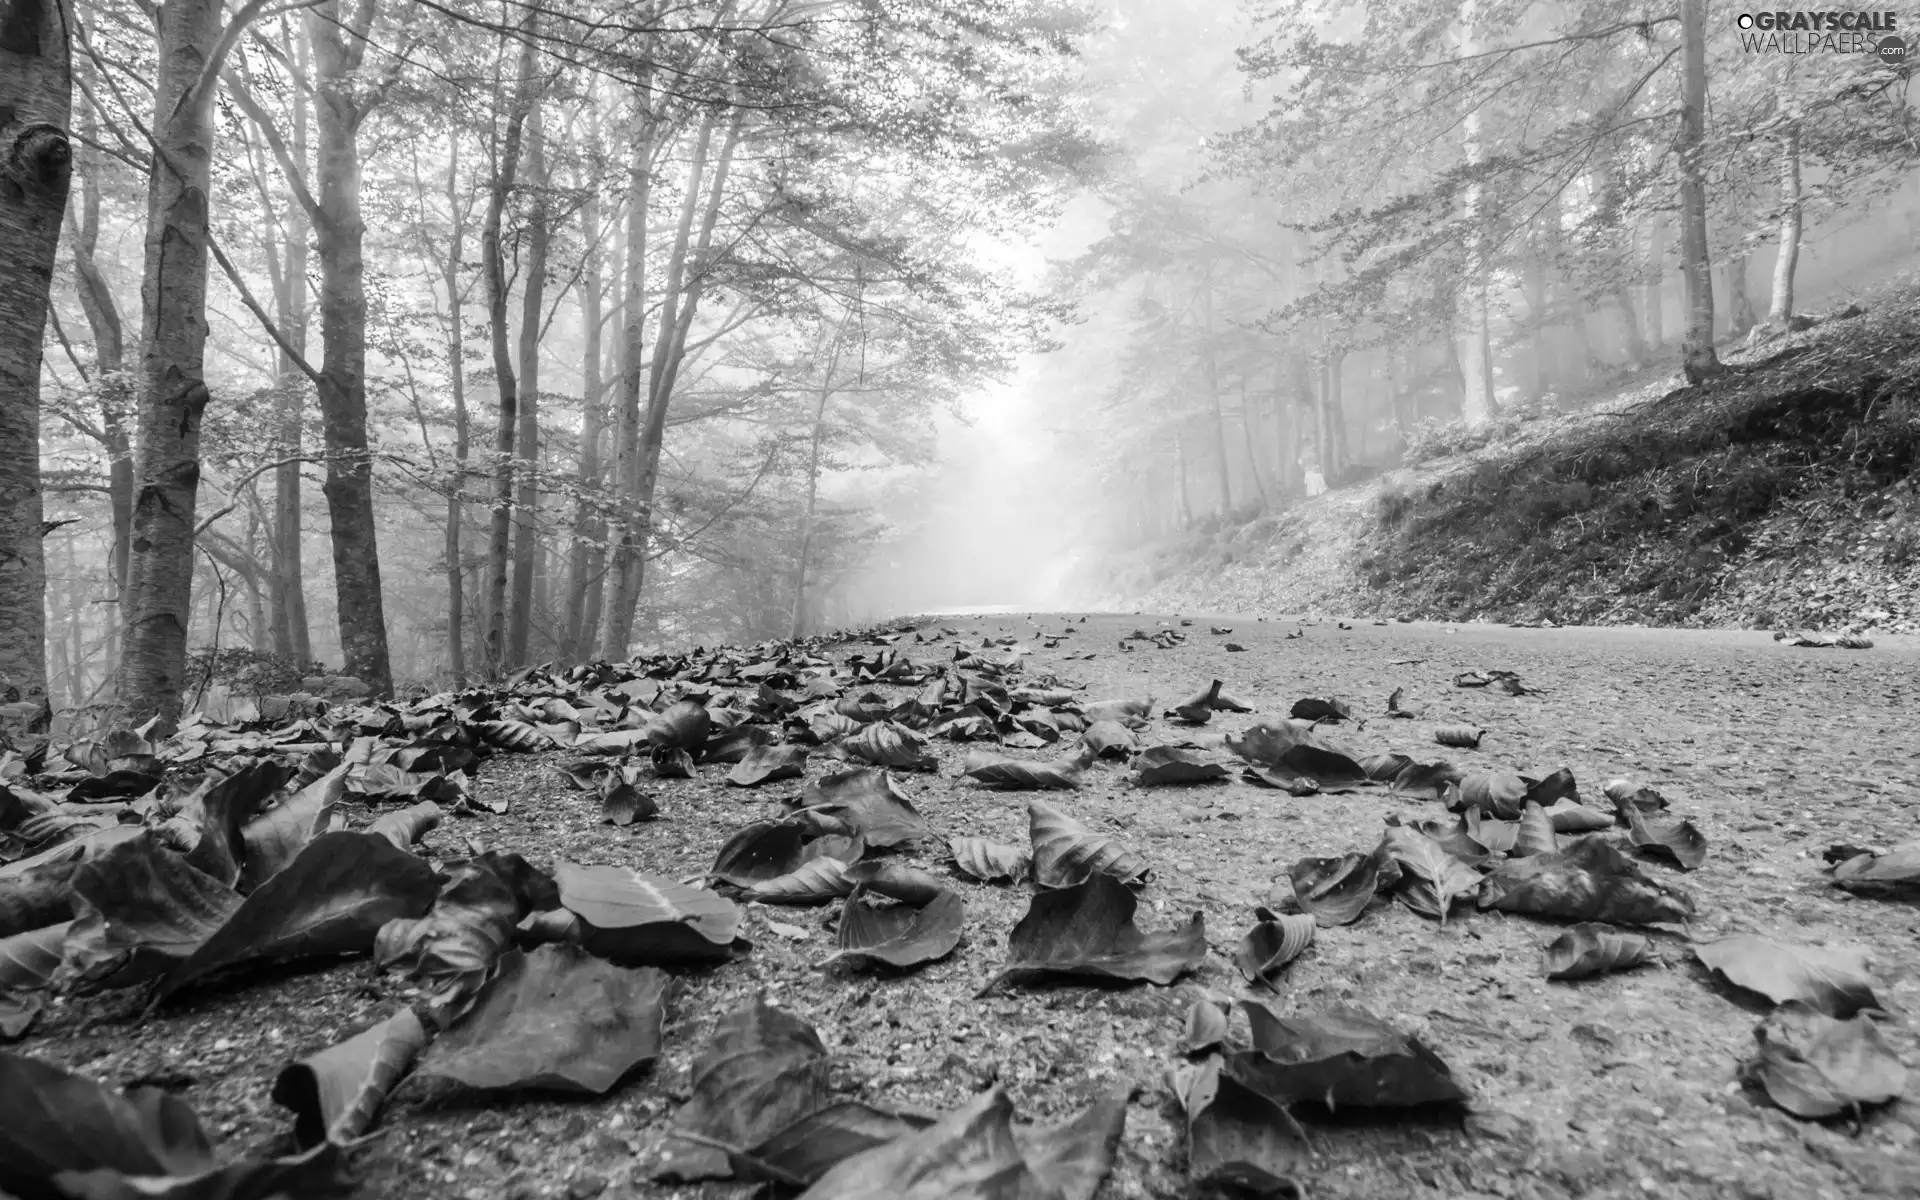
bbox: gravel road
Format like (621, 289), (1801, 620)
(25, 612), (1919, 1200)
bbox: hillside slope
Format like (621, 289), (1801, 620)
(1085, 283), (1920, 634)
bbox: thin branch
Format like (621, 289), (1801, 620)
(207, 233), (326, 385)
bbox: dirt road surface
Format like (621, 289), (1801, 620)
(31, 614), (1920, 1200)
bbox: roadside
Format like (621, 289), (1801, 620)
(1082, 279), (1920, 637)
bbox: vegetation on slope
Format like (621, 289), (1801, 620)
(1094, 283), (1920, 633)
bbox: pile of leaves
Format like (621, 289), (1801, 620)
(0, 620), (1907, 1199)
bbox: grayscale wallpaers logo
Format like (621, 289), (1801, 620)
(1734, 10), (1906, 61)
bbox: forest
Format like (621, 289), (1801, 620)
(1, 0), (1914, 729)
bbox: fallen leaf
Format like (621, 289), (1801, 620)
(155, 832), (440, 1003)
(981, 873), (1204, 994)
(1479, 837), (1695, 926)
(961, 750), (1085, 790)
(1542, 801), (1615, 834)
(1749, 1001), (1908, 1119)
(837, 722), (937, 772)
(601, 776), (658, 826)
(1286, 852), (1398, 926)
(1183, 996), (1229, 1055)
(1231, 1001), (1468, 1110)
(1357, 752), (1411, 782)
(1080, 721), (1138, 760)
(557, 863), (742, 964)
(1543, 923), (1653, 981)
(415, 944), (666, 1092)
(1433, 726), (1484, 749)
(373, 857), (520, 1013)
(270, 1007), (427, 1146)
(1289, 698), (1353, 724)
(1170, 680), (1222, 724)
(831, 888), (966, 971)
(1233, 908), (1315, 990)
(840, 862), (946, 906)
(62, 833), (242, 989)
(657, 997), (831, 1182)
(365, 801), (443, 850)
(1029, 800), (1149, 888)
(648, 699), (712, 752)
(1451, 772), (1528, 819)
(728, 744), (809, 788)
(1626, 809), (1708, 871)
(794, 770), (935, 848)
(1176, 1057), (1308, 1198)
(0, 1051), (345, 1199)
(1134, 745), (1230, 786)
(1376, 824), (1482, 924)
(1694, 936), (1882, 1016)
(1385, 687), (1428, 719)
(796, 1085), (1125, 1200)
(1829, 843), (1920, 897)
(1080, 697), (1151, 723)
(740, 1101), (936, 1187)
(1388, 761), (1462, 802)
(948, 837), (1030, 885)
(1512, 800), (1558, 858)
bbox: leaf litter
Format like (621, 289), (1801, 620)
(6, 612), (1909, 1198)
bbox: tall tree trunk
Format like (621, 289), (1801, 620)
(1173, 429), (1194, 528)
(442, 130), (469, 686)
(118, 0), (230, 730)
(1677, 0), (1724, 384)
(507, 108), (547, 669)
(1614, 287), (1648, 368)
(610, 108), (741, 656)
(480, 28), (538, 674)
(1199, 277), (1232, 514)
(67, 109), (132, 673)
(1767, 121), (1802, 331)
(273, 27), (311, 666)
(561, 188), (605, 664)
(790, 303), (857, 640)
(1239, 377), (1269, 507)
(1643, 212), (1669, 351)
(1724, 250), (1755, 336)
(0, 0), (70, 720)
(307, 0), (393, 695)
(599, 83), (656, 662)
(1456, 0), (1497, 426)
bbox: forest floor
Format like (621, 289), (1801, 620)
(1091, 277), (1920, 636)
(21, 613), (1920, 1200)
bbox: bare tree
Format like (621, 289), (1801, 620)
(0, 0), (73, 721)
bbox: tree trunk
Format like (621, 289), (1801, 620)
(1643, 212), (1669, 351)
(67, 112), (132, 673)
(1724, 250), (1755, 336)
(790, 303), (857, 640)
(1239, 377), (1269, 508)
(118, 0), (229, 730)
(0, 0), (70, 719)
(599, 84), (656, 663)
(561, 188), (605, 664)
(1767, 122), (1801, 330)
(480, 28), (539, 674)
(442, 129), (469, 686)
(273, 28), (311, 666)
(1613, 287), (1647, 368)
(307, 0), (393, 695)
(612, 109), (742, 656)
(507, 108), (547, 669)
(1677, 0), (1724, 384)
(1456, 0), (1497, 426)
(1198, 277), (1233, 514)
(1173, 429), (1194, 527)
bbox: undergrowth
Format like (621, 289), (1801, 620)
(1360, 304), (1920, 626)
